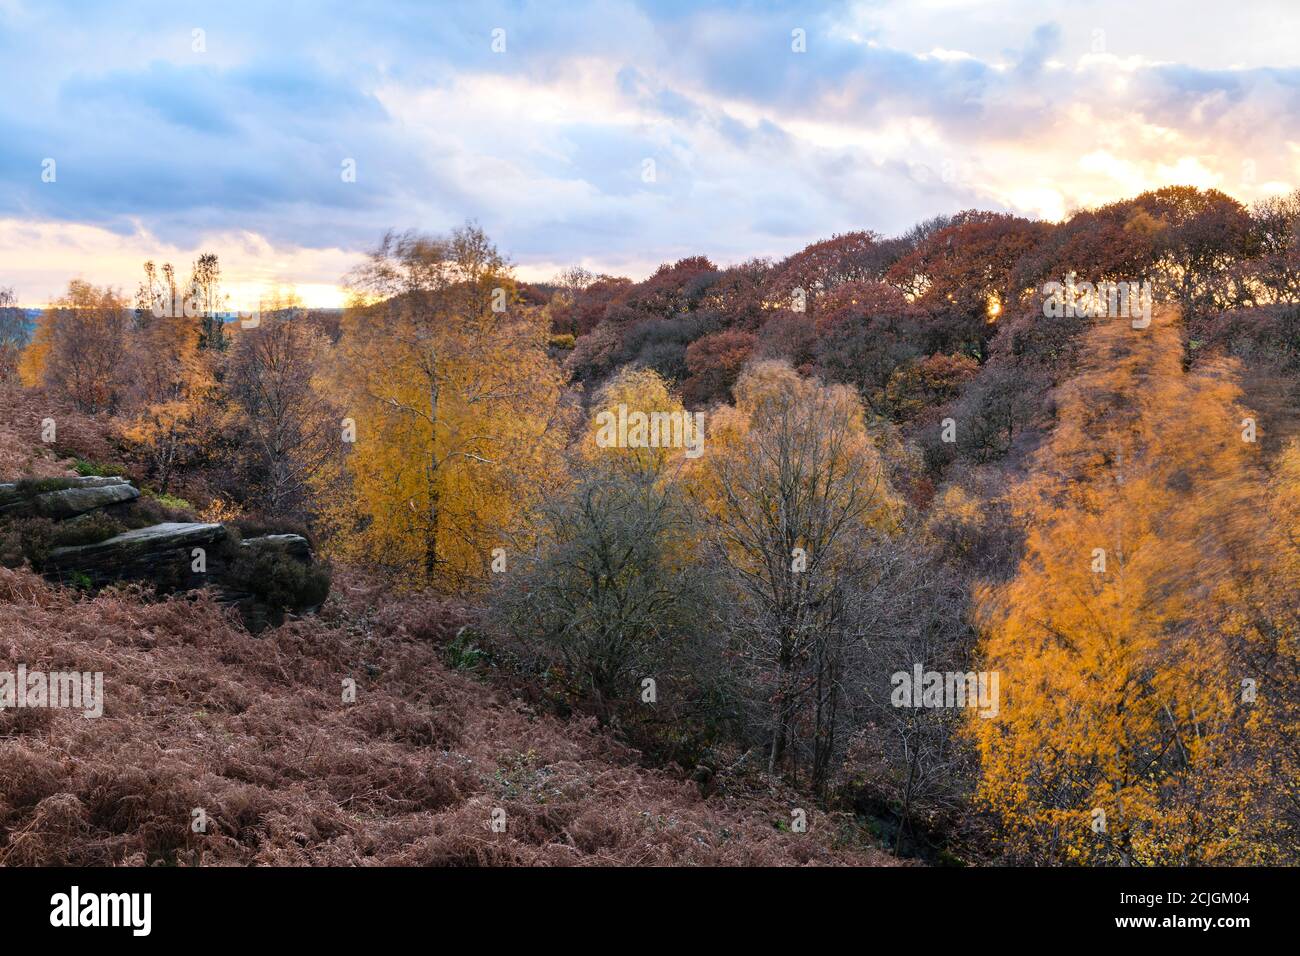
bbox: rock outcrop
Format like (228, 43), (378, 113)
(0, 476), (326, 627)
(44, 521), (230, 588)
(0, 476), (140, 519)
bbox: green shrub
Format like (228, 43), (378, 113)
(445, 626), (492, 672)
(145, 490), (194, 512)
(73, 458), (127, 478)
(548, 333), (576, 350)
(123, 496), (200, 527)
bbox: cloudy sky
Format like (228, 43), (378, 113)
(1, 0), (1298, 307)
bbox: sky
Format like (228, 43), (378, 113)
(1, 0), (1298, 308)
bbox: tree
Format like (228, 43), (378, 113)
(24, 280), (131, 412)
(971, 307), (1268, 863)
(321, 225), (568, 589)
(225, 293), (338, 521)
(1011, 203), (1160, 295)
(952, 364), (1037, 462)
(754, 310), (818, 372)
(811, 281), (926, 413)
(682, 328), (756, 406)
(564, 275), (633, 338)
(1200, 437), (1300, 861)
(580, 366), (698, 478)
(693, 361), (900, 789)
(1248, 189), (1300, 304)
(605, 256), (718, 326)
(886, 212), (1047, 355)
(884, 353), (979, 421)
(492, 365), (732, 754)
(850, 542), (976, 854)
(1137, 187), (1256, 313)
(116, 261), (221, 492)
(188, 253), (228, 351)
(134, 260), (180, 329)
(765, 231), (894, 310)
(698, 258), (771, 331)
(542, 266), (596, 336)
(493, 464), (710, 723)
(118, 316), (215, 493)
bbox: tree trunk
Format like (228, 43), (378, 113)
(424, 371), (440, 583)
(768, 647), (795, 776)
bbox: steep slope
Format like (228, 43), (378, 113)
(0, 567), (896, 865)
(0, 380), (898, 867)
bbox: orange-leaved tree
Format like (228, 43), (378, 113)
(22, 280), (131, 412)
(971, 307), (1270, 863)
(319, 225), (568, 590)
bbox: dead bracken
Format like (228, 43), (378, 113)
(0, 565), (894, 866)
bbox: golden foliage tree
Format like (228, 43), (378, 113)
(23, 280), (131, 412)
(320, 226), (568, 589)
(582, 365), (698, 480)
(971, 308), (1283, 863)
(118, 306), (215, 492)
(1201, 437), (1300, 861)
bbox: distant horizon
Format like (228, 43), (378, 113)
(3, 182), (1280, 311)
(4, 0), (1298, 309)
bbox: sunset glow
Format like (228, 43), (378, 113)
(2, 1), (1297, 305)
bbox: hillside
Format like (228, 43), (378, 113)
(5, 185), (1300, 869)
(0, 403), (895, 866)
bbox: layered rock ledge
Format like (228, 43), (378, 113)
(0, 476), (326, 627)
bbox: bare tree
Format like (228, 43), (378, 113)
(226, 307), (338, 522)
(554, 265), (596, 299)
(134, 260), (181, 328)
(695, 362), (897, 790)
(851, 544), (976, 854)
(493, 464), (713, 718)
